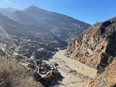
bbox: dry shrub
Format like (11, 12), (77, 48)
(0, 57), (43, 87)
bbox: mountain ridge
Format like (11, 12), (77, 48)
(0, 6), (90, 60)
(9, 5), (90, 41)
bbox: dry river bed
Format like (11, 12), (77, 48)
(49, 50), (97, 87)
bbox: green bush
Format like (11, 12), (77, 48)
(97, 66), (105, 74)
(108, 56), (114, 64)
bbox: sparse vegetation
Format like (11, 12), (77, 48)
(108, 56), (116, 64)
(108, 56), (114, 64)
(0, 57), (43, 87)
(97, 56), (116, 74)
(97, 66), (105, 74)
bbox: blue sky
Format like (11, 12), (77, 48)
(0, 0), (116, 24)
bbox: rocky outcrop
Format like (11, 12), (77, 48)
(66, 17), (116, 68)
(87, 60), (116, 87)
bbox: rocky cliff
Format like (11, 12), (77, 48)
(87, 60), (116, 87)
(66, 17), (116, 68)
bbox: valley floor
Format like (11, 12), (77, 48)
(49, 50), (97, 87)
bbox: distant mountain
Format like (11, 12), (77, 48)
(0, 7), (16, 16)
(0, 13), (64, 58)
(0, 13), (48, 38)
(10, 5), (90, 41)
(0, 6), (90, 59)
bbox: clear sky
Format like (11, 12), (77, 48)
(0, 0), (116, 24)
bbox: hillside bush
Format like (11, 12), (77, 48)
(0, 57), (43, 87)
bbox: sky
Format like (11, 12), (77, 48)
(0, 0), (116, 24)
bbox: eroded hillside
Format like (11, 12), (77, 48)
(66, 17), (116, 68)
(87, 60), (116, 87)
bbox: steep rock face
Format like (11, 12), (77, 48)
(66, 17), (116, 68)
(87, 60), (116, 87)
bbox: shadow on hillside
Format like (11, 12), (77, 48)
(98, 31), (116, 68)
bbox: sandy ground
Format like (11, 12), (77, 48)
(49, 50), (97, 87)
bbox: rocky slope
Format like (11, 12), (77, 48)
(66, 17), (116, 68)
(87, 60), (116, 87)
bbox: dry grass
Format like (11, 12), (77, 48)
(0, 57), (43, 87)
